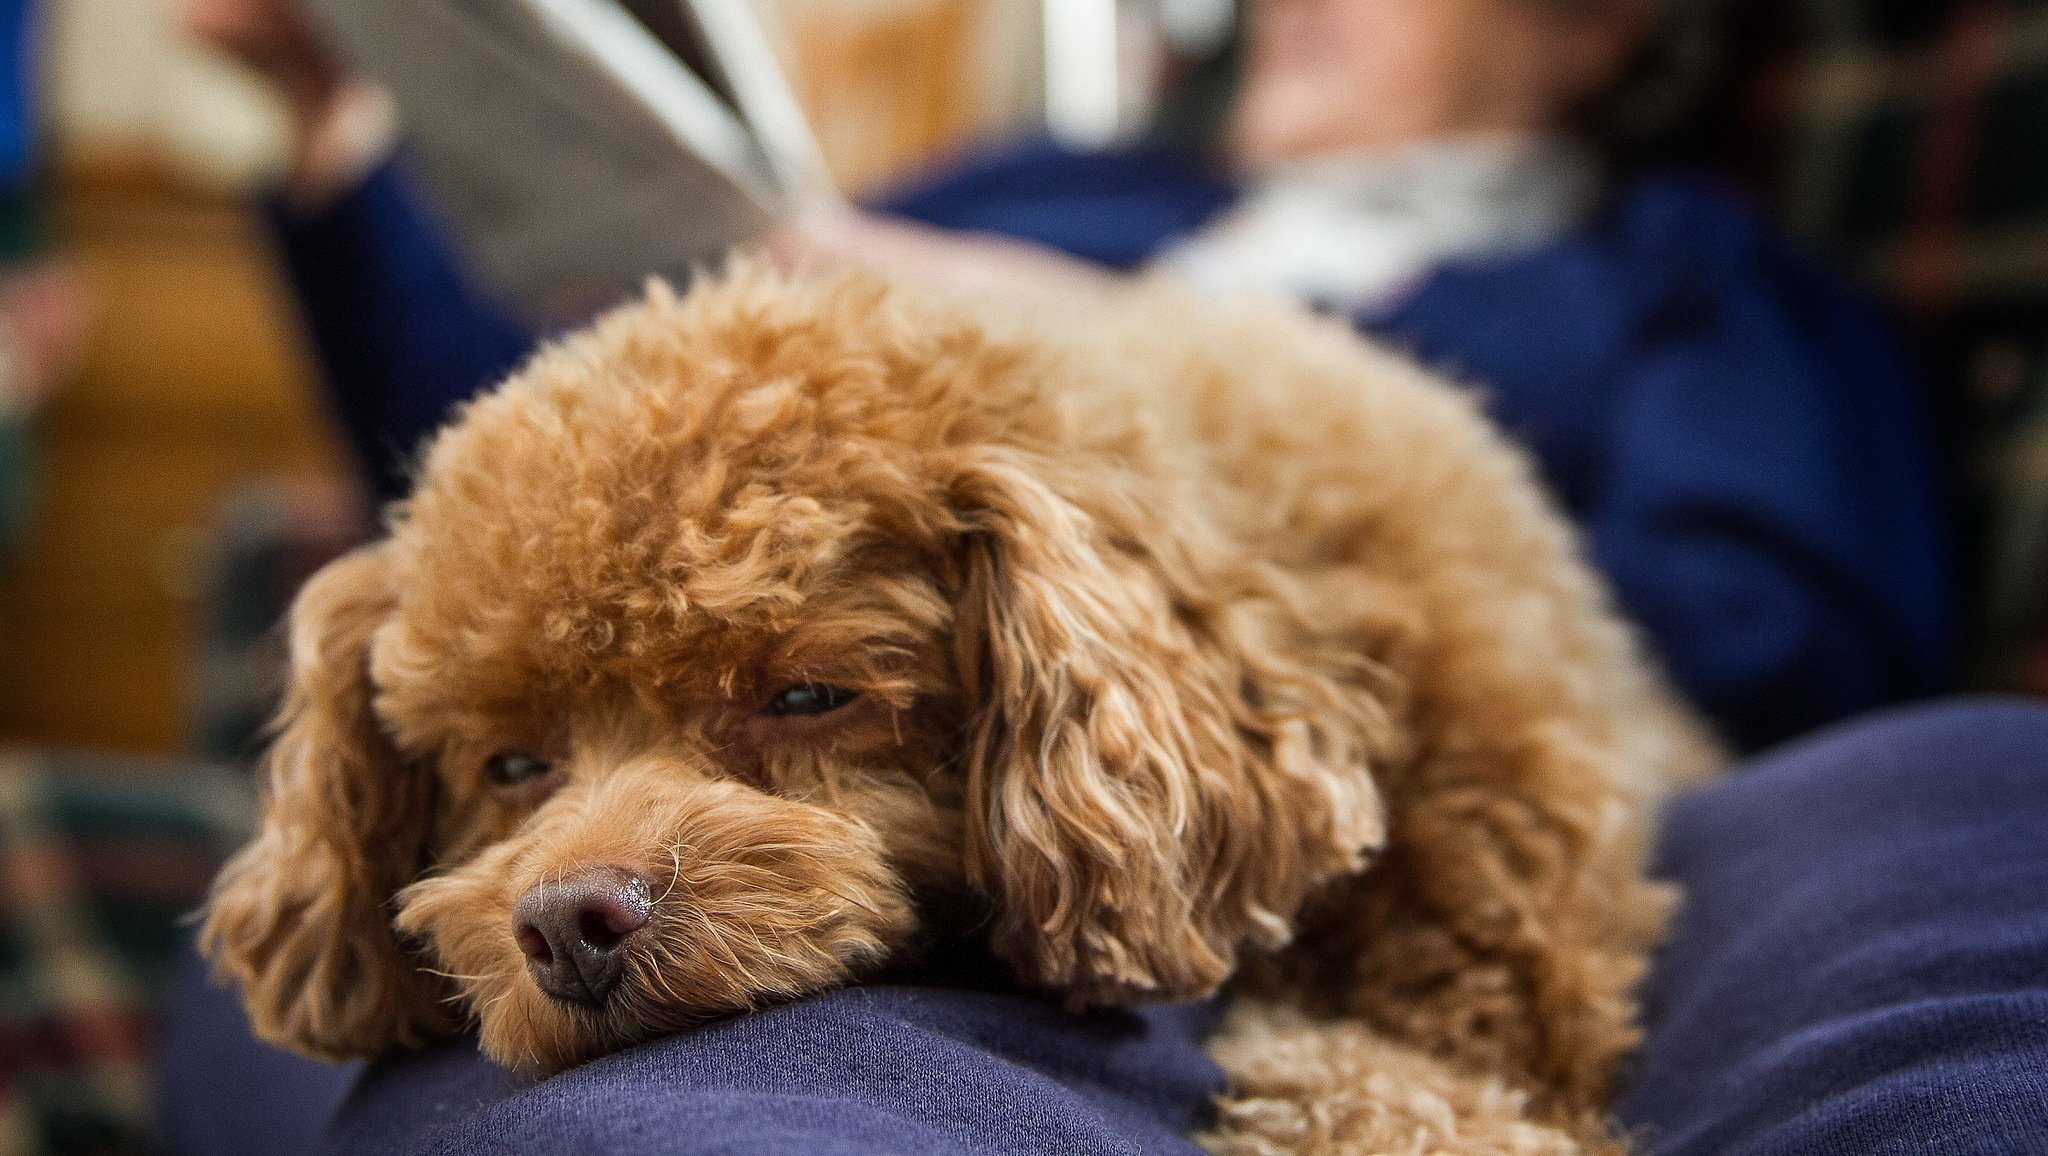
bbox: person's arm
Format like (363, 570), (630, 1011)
(1381, 180), (1952, 752)
(183, 0), (535, 500)
(264, 159), (533, 500)
(1578, 227), (1950, 751)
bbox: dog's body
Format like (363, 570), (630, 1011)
(204, 267), (1716, 1154)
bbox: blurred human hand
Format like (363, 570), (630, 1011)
(180, 0), (393, 207)
(181, 0), (345, 129)
(769, 210), (1121, 302)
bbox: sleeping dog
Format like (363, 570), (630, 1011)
(204, 265), (1715, 1154)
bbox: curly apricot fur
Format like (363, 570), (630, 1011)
(204, 264), (1718, 1151)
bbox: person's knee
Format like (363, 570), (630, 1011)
(1627, 698), (2048, 1156)
(1663, 697), (2048, 864)
(1802, 695), (2048, 759)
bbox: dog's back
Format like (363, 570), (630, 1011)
(983, 282), (1721, 1150)
(1006, 282), (1716, 782)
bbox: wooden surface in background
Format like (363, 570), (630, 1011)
(0, 172), (347, 755)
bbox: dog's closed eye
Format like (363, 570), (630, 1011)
(485, 752), (554, 786)
(764, 684), (860, 717)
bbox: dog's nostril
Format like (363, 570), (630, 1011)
(579, 907), (624, 952)
(511, 867), (653, 1006)
(514, 922), (554, 966)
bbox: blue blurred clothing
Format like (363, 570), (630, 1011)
(265, 164), (530, 501)
(0, 0), (38, 194)
(0, 0), (42, 558)
(264, 145), (1950, 749)
(1398, 183), (1950, 751)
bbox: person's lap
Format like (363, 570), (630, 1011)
(156, 952), (1224, 1156)
(1618, 698), (2048, 1154)
(157, 699), (2048, 1155)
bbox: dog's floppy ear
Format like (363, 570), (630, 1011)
(949, 449), (1387, 1006)
(200, 544), (453, 1060)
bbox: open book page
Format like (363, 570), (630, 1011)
(299, 0), (830, 323)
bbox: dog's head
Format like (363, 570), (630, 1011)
(202, 269), (1386, 1073)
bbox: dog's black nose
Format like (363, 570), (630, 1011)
(513, 867), (652, 1006)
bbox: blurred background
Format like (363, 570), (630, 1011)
(8, 0), (2048, 762)
(1, 0), (1049, 757)
(0, 0), (2044, 1151)
(0, 0), (1250, 757)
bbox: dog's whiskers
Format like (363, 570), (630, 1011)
(651, 843), (688, 908)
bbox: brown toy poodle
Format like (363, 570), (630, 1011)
(203, 264), (1717, 1154)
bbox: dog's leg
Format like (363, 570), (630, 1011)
(1198, 1000), (1619, 1156)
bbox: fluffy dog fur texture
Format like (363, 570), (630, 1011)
(203, 264), (1718, 1152)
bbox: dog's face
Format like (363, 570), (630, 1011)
(202, 271), (1385, 1074)
(367, 438), (971, 1071)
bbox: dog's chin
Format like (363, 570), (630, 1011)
(394, 777), (921, 1075)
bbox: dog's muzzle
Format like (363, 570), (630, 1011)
(513, 867), (652, 1005)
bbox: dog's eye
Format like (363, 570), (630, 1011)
(764, 683), (860, 717)
(485, 752), (553, 786)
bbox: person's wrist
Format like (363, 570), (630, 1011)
(272, 53), (347, 129)
(283, 81), (397, 213)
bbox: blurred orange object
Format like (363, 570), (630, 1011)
(779, 0), (1016, 196)
(0, 173), (347, 755)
